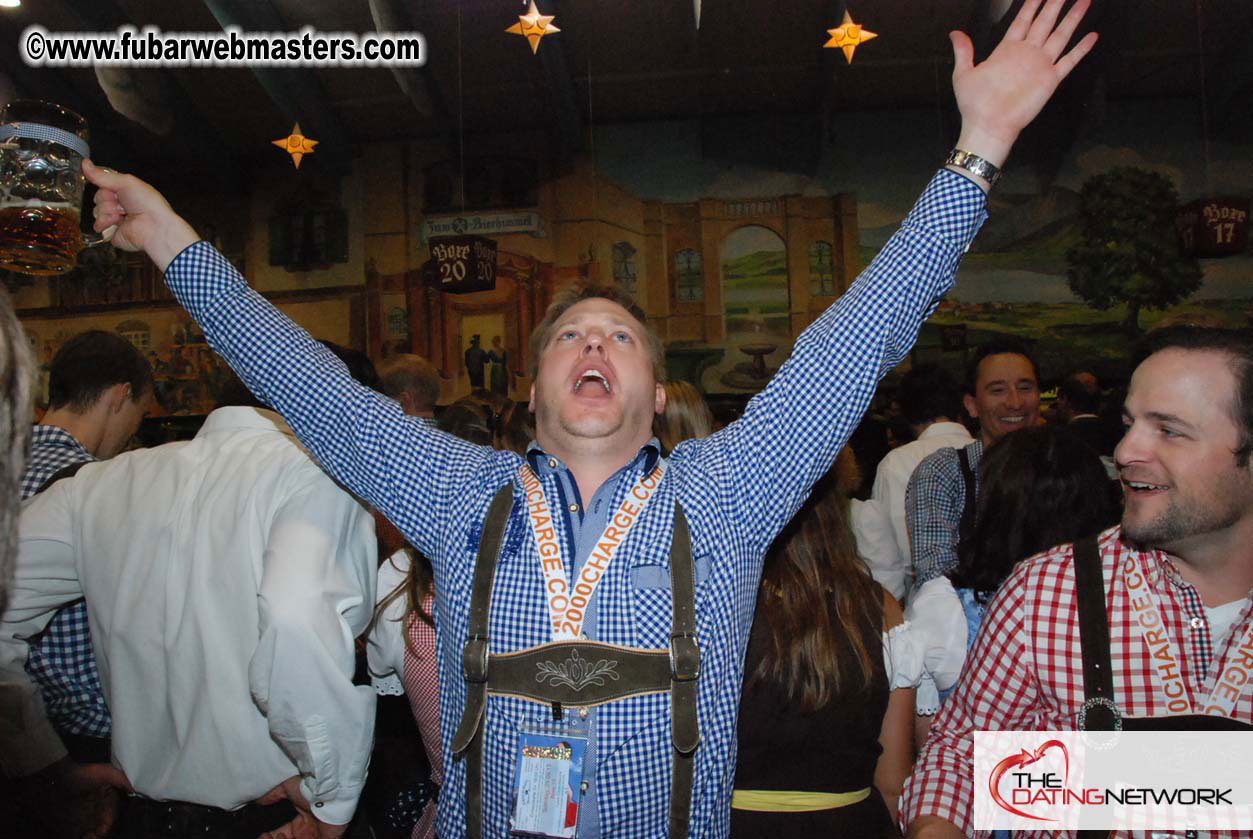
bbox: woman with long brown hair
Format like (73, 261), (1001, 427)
(732, 449), (919, 837)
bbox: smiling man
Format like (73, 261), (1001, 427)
(901, 326), (1253, 839)
(73, 2), (1096, 835)
(905, 339), (1041, 591)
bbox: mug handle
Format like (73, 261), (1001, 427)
(82, 224), (117, 247)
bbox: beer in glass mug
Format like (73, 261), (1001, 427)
(0, 100), (111, 276)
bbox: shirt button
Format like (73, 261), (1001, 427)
(548, 458), (558, 469)
(1190, 617), (1204, 629)
(577, 706), (589, 719)
(568, 503), (579, 513)
(314, 802), (323, 809)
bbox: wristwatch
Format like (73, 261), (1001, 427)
(945, 148), (1002, 187)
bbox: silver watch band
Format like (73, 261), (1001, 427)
(945, 148), (1001, 186)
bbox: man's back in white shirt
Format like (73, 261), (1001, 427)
(1, 407), (377, 824)
(853, 421), (973, 600)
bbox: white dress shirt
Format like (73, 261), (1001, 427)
(853, 421), (973, 600)
(0, 407), (377, 825)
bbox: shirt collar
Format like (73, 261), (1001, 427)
(525, 438), (662, 478)
(918, 421), (972, 441)
(1117, 528), (1189, 593)
(1146, 547), (1253, 602)
(198, 406), (296, 438)
(31, 424), (92, 457)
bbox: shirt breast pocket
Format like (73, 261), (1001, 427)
(628, 555), (708, 644)
(629, 555), (710, 591)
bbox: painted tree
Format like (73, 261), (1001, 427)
(1066, 167), (1202, 334)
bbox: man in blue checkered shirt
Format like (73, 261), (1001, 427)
(19, 330), (153, 761)
(905, 339), (1041, 591)
(84, 4), (1095, 835)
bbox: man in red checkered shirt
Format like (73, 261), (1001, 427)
(902, 325), (1253, 838)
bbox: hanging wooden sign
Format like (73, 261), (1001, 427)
(1177, 197), (1249, 257)
(428, 235), (497, 294)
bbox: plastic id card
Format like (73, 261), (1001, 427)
(509, 726), (587, 837)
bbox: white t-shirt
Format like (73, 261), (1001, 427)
(1205, 598), (1250, 651)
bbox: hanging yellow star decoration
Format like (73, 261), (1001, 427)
(824, 10), (877, 63)
(272, 123), (318, 169)
(506, 0), (559, 54)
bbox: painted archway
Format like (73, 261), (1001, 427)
(716, 225), (790, 391)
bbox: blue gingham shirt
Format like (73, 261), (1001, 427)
(20, 425), (111, 738)
(163, 169), (986, 838)
(905, 439), (983, 590)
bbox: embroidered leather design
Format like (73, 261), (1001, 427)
(535, 648), (620, 692)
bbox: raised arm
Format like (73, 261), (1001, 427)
(83, 163), (491, 562)
(692, 0), (1097, 552)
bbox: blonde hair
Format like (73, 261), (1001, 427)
(653, 380), (713, 453)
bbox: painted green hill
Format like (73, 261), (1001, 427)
(722, 250), (787, 290)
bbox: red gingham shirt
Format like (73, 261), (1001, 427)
(901, 525), (1253, 838)
(403, 594), (442, 839)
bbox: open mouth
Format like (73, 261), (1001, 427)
(998, 415), (1027, 425)
(1124, 480), (1168, 493)
(573, 368), (611, 394)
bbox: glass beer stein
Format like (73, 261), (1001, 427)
(0, 100), (112, 276)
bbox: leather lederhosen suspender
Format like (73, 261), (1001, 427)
(1074, 534), (1116, 839)
(956, 445), (977, 548)
(1075, 535), (1118, 732)
(450, 484), (701, 839)
(1074, 535), (1252, 839)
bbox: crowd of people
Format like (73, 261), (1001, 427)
(2, 2), (1252, 838)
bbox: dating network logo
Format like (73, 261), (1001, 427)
(989, 739), (1098, 821)
(975, 731), (1246, 833)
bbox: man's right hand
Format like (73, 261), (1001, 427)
(255, 776), (348, 839)
(83, 160), (201, 273)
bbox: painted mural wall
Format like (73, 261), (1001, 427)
(590, 99), (1252, 386)
(10, 95), (1246, 414)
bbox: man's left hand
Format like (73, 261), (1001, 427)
(951, 0), (1099, 169)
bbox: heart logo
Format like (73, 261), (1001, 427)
(988, 739), (1070, 821)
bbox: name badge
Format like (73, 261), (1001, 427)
(510, 727), (587, 837)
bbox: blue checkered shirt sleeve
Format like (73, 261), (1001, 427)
(906, 444), (967, 588)
(19, 427), (111, 738)
(687, 170), (987, 555)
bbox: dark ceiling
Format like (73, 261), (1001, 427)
(1, 0), (1250, 184)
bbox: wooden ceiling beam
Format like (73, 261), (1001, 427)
(199, 0), (353, 174)
(0, 41), (138, 174)
(55, 0), (244, 184)
(382, 0), (459, 156)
